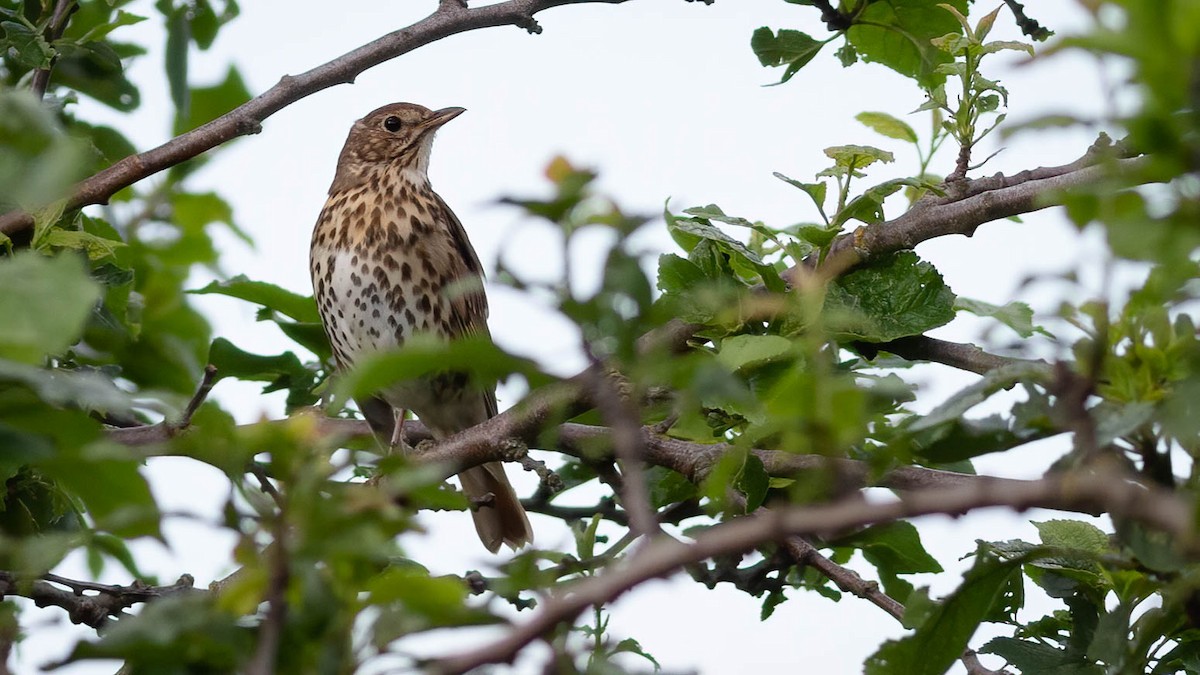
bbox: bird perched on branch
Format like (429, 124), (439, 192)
(309, 102), (533, 552)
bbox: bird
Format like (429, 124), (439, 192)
(309, 102), (533, 553)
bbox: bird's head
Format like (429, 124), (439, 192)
(332, 102), (465, 189)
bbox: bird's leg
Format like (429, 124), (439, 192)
(389, 408), (414, 454)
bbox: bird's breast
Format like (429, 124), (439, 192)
(310, 184), (460, 369)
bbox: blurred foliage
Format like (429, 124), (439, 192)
(0, 0), (1199, 673)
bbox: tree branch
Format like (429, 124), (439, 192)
(105, 364), (218, 445)
(0, 573), (198, 629)
(807, 149), (1153, 280)
(431, 469), (1190, 673)
(0, 0), (639, 236)
(857, 335), (1046, 375)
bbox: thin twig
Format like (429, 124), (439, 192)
(103, 364), (218, 444)
(249, 464), (285, 509)
(29, 0), (76, 100)
(779, 536), (1012, 674)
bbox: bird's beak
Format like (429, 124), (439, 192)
(425, 107), (466, 129)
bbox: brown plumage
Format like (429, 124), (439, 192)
(309, 102), (533, 553)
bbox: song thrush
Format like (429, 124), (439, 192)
(309, 102), (533, 552)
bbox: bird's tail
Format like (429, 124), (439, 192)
(458, 462), (534, 553)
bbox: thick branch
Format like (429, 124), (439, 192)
(0, 0), (635, 236)
(432, 469), (1190, 673)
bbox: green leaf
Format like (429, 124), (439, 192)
(838, 521), (942, 602)
(717, 334), (793, 372)
(955, 297), (1049, 338)
(41, 448), (159, 538)
(835, 178), (915, 228)
(332, 335), (546, 408)
(657, 253), (705, 293)
(866, 548), (1019, 675)
(646, 466), (697, 509)
(856, 111), (918, 143)
(53, 40), (140, 111)
(79, 10), (147, 42)
(0, 253), (102, 363)
(668, 216), (768, 268)
(43, 228), (126, 260)
(1, 20), (54, 69)
(66, 595), (249, 669)
(847, 0), (967, 88)
(172, 191), (252, 244)
(774, 172), (828, 217)
(0, 91), (90, 210)
(910, 362), (1051, 432)
(190, 275), (319, 323)
(613, 637), (661, 669)
(738, 453), (770, 511)
(751, 27), (825, 83)
(206, 338), (318, 409)
(1034, 520), (1109, 555)
(666, 208), (785, 291)
(164, 3), (190, 114)
(980, 637), (1102, 675)
(761, 589), (787, 620)
(823, 251), (956, 342)
(824, 144), (895, 172)
(174, 65), (251, 134)
(842, 522), (943, 574)
(0, 360), (136, 416)
(910, 414), (1042, 463)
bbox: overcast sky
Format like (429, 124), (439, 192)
(20, 1), (1126, 673)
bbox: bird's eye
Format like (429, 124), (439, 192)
(382, 116), (402, 132)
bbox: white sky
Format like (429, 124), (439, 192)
(16, 1), (1131, 673)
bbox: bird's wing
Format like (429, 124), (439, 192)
(434, 192), (499, 419)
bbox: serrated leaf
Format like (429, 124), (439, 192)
(823, 251), (956, 342)
(847, 0), (967, 88)
(980, 637), (1101, 674)
(1034, 520), (1110, 555)
(824, 144), (895, 171)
